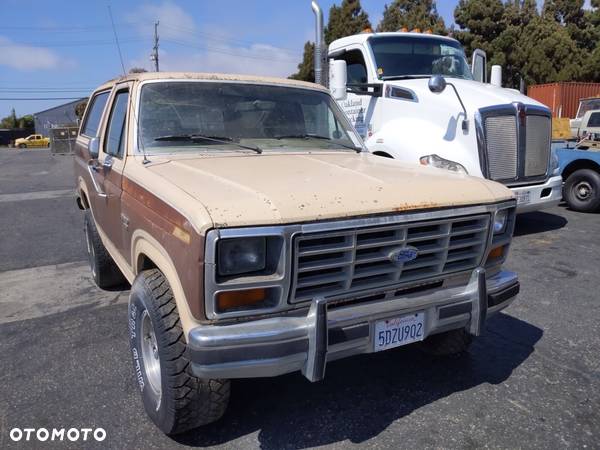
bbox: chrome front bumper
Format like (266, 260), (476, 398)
(188, 268), (519, 382)
(512, 175), (562, 213)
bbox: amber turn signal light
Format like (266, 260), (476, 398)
(487, 246), (504, 260)
(217, 288), (266, 311)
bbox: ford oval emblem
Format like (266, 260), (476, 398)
(388, 246), (418, 265)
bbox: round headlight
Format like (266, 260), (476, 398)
(493, 210), (508, 234)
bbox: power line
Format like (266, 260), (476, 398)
(163, 38), (299, 62)
(0, 97), (85, 100)
(107, 5), (126, 75)
(0, 38), (145, 48)
(160, 24), (300, 54)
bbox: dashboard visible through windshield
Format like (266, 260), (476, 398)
(369, 36), (473, 80)
(137, 81), (362, 154)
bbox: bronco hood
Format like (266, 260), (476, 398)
(146, 152), (512, 229)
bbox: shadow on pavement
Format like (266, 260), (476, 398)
(175, 312), (542, 449)
(513, 211), (567, 237)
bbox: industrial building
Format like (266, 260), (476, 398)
(33, 98), (87, 136)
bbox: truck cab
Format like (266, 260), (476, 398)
(327, 31), (562, 213)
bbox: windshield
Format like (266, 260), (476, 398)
(369, 35), (473, 80)
(576, 98), (600, 118)
(138, 82), (362, 153)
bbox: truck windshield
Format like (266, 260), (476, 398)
(138, 82), (362, 153)
(369, 35), (473, 80)
(576, 98), (600, 118)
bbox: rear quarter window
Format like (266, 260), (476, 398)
(81, 91), (110, 137)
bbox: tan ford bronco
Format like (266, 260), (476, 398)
(74, 72), (519, 434)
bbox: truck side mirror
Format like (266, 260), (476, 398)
(88, 137), (100, 159)
(428, 75), (447, 93)
(490, 65), (502, 87)
(329, 59), (347, 101)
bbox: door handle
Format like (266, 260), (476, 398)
(87, 159), (107, 198)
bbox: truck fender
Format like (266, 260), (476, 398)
(131, 229), (198, 340)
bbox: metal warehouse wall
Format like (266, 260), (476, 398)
(527, 82), (600, 118)
(33, 99), (85, 137)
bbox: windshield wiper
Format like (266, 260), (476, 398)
(273, 133), (361, 153)
(154, 134), (262, 154)
(380, 74), (431, 81)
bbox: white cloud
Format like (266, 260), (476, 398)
(132, 44), (298, 78)
(128, 1), (197, 40)
(0, 36), (70, 70)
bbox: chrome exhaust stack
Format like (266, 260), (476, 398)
(311, 1), (328, 88)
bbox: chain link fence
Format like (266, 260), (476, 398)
(49, 126), (79, 154)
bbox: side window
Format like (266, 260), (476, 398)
(81, 91), (110, 137)
(337, 50), (368, 84)
(104, 90), (129, 158)
(587, 112), (600, 128)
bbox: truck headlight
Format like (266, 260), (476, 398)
(419, 154), (468, 174)
(218, 237), (266, 276)
(493, 209), (508, 234)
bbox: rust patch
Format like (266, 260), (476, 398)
(392, 202), (440, 212)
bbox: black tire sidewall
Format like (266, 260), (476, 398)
(565, 169), (600, 212)
(128, 282), (165, 427)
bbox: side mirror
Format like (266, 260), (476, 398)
(471, 49), (487, 83)
(88, 137), (99, 159)
(428, 75), (447, 94)
(329, 59), (347, 101)
(490, 65), (502, 87)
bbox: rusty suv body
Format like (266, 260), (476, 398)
(74, 72), (520, 433)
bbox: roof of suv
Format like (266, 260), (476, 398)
(95, 72), (327, 93)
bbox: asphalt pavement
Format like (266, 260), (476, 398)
(0, 148), (598, 449)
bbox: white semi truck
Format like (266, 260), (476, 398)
(311, 2), (562, 213)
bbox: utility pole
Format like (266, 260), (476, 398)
(150, 20), (159, 72)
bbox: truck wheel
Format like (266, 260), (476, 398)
(419, 328), (473, 357)
(19, 143), (26, 149)
(83, 210), (126, 288)
(129, 269), (230, 435)
(564, 169), (600, 212)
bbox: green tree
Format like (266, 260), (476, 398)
(377, 0), (446, 34)
(325, 0), (371, 43)
(289, 41), (315, 81)
(543, 0), (596, 52)
(453, 0), (505, 58)
(517, 15), (585, 85)
(290, 0), (371, 81)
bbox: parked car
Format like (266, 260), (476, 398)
(308, 3), (561, 214)
(14, 134), (50, 148)
(556, 145), (600, 212)
(74, 71), (520, 435)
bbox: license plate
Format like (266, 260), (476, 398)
(516, 190), (531, 205)
(374, 312), (425, 352)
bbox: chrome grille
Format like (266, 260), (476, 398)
(290, 215), (490, 303)
(484, 115), (518, 180)
(525, 115), (551, 177)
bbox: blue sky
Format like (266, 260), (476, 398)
(0, 0), (502, 116)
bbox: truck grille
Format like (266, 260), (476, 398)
(289, 214), (490, 303)
(482, 108), (551, 183)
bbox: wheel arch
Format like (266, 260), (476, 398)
(131, 229), (198, 339)
(562, 159), (600, 181)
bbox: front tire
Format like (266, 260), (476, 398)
(564, 169), (600, 212)
(129, 269), (230, 435)
(19, 143), (26, 149)
(419, 328), (473, 357)
(83, 210), (126, 288)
